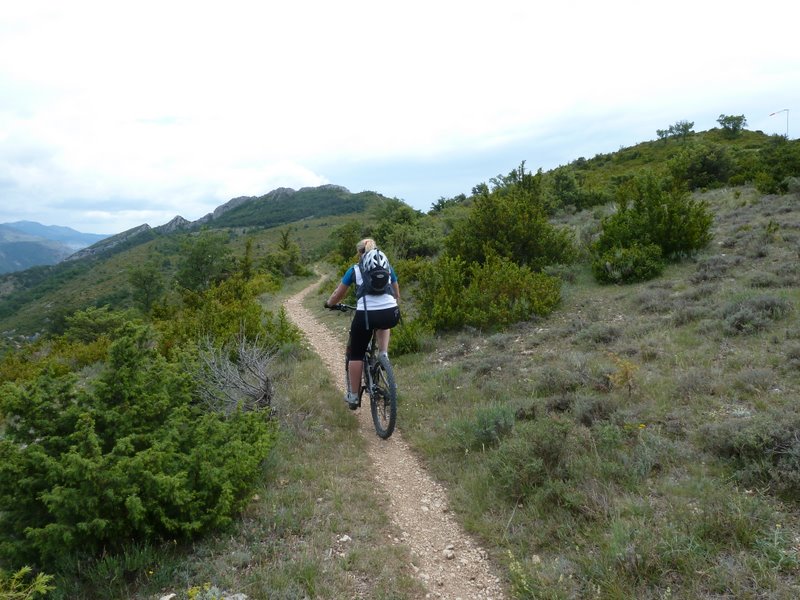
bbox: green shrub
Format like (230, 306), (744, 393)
(175, 231), (233, 293)
(62, 305), (133, 343)
(415, 254), (561, 332)
(0, 567), (54, 599)
(461, 254), (562, 330)
(753, 136), (800, 194)
(748, 272), (780, 288)
(390, 318), (433, 356)
(393, 256), (429, 284)
(667, 142), (735, 190)
(733, 368), (774, 395)
(690, 255), (740, 283)
(0, 323), (277, 567)
(447, 405), (515, 452)
(593, 172), (713, 264)
(699, 412), (800, 500)
(325, 220), (367, 266)
(445, 184), (577, 271)
(414, 255), (468, 331)
(377, 217), (444, 260)
(722, 295), (792, 335)
(572, 395), (618, 427)
(786, 342), (800, 369)
(535, 365), (587, 395)
(592, 244), (664, 284)
(575, 323), (622, 345)
(156, 275), (300, 352)
(490, 416), (573, 503)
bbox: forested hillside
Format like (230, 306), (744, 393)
(0, 185), (395, 336)
(1, 123), (799, 599)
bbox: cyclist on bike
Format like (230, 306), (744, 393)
(324, 238), (400, 409)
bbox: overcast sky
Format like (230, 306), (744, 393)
(1, 1), (797, 234)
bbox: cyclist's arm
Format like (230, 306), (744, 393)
(326, 267), (356, 307)
(325, 283), (349, 308)
(390, 267), (400, 302)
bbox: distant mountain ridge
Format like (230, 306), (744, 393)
(4, 221), (108, 249)
(67, 184), (376, 261)
(1, 185), (369, 272)
(0, 222), (108, 274)
(0, 183), (383, 333)
(196, 184), (367, 229)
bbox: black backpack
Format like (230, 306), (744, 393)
(356, 249), (393, 298)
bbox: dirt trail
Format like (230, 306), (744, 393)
(284, 276), (505, 600)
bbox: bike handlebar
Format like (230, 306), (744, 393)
(326, 302), (356, 312)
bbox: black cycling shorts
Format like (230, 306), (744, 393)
(348, 307), (401, 361)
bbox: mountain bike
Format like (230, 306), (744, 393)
(327, 303), (397, 439)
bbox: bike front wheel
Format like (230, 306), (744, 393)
(369, 354), (397, 439)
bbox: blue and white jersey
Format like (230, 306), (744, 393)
(342, 265), (398, 311)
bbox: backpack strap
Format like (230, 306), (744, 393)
(355, 264), (370, 329)
(354, 263), (364, 299)
(362, 271), (369, 329)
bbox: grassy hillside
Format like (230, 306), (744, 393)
(374, 185), (800, 598)
(567, 128), (775, 191)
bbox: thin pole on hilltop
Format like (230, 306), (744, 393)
(769, 109), (789, 138)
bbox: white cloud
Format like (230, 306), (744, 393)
(0, 0), (798, 233)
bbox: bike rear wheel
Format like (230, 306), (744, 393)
(369, 354), (397, 439)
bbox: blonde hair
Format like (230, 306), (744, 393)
(356, 238), (376, 254)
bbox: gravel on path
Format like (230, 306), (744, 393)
(284, 276), (505, 600)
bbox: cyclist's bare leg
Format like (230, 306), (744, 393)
(376, 329), (390, 354)
(348, 359), (363, 394)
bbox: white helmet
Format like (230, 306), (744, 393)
(363, 248), (389, 271)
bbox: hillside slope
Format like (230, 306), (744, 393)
(200, 185), (384, 229)
(390, 184), (800, 598)
(0, 185), (390, 335)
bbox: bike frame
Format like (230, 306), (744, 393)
(347, 333), (377, 402)
(330, 303), (397, 439)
